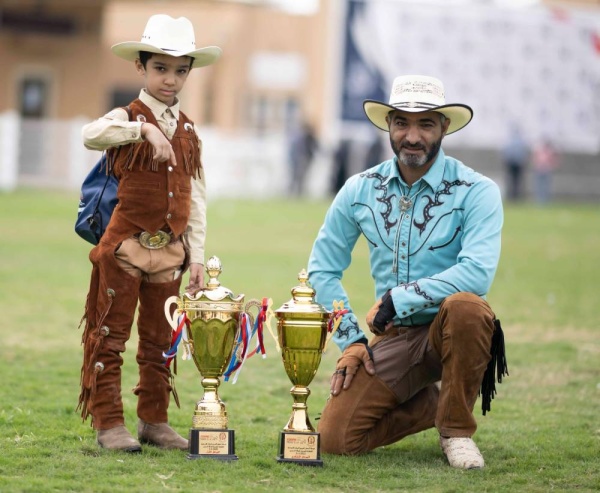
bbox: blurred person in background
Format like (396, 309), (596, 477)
(331, 138), (351, 195)
(77, 14), (221, 453)
(365, 128), (386, 171)
(502, 123), (529, 201)
(531, 138), (559, 204)
(330, 131), (386, 196)
(308, 75), (507, 470)
(288, 120), (318, 196)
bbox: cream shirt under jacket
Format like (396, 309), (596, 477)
(81, 89), (206, 265)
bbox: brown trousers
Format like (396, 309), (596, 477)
(317, 292), (496, 455)
(80, 239), (185, 430)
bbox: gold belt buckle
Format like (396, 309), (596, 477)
(138, 230), (171, 249)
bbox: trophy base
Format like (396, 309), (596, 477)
(187, 428), (238, 461)
(277, 431), (323, 467)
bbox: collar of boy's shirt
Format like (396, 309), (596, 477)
(139, 88), (180, 121)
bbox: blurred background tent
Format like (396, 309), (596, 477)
(0, 0), (599, 201)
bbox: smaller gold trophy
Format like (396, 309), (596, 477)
(274, 269), (334, 467)
(165, 256), (264, 461)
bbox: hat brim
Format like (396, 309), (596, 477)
(363, 100), (473, 135)
(111, 42), (222, 68)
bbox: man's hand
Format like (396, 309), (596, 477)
(141, 123), (177, 167)
(186, 263), (204, 293)
(330, 338), (375, 396)
(366, 290), (396, 334)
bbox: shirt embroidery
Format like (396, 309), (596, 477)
(308, 150), (503, 352)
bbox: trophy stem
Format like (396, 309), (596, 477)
(284, 385), (314, 432)
(188, 375), (237, 460)
(192, 376), (228, 429)
(278, 384), (322, 466)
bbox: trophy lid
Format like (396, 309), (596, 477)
(182, 256), (243, 303)
(275, 269), (331, 318)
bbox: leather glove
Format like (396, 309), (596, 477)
(366, 290), (396, 334)
(330, 338), (375, 396)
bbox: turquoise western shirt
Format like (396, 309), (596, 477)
(308, 149), (503, 352)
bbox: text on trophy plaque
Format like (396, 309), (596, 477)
(283, 433), (319, 460)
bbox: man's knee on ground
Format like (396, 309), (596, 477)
(319, 413), (370, 456)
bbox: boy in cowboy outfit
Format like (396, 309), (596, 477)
(308, 75), (507, 469)
(78, 14), (221, 452)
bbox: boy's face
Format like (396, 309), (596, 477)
(135, 53), (193, 106)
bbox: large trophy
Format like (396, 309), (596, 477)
(164, 256), (265, 461)
(274, 269), (335, 467)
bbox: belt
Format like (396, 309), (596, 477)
(134, 229), (179, 249)
(390, 324), (429, 334)
(370, 324), (429, 347)
(392, 326), (410, 336)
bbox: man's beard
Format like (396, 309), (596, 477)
(392, 137), (442, 168)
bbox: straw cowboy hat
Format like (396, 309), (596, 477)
(111, 14), (222, 69)
(363, 75), (473, 135)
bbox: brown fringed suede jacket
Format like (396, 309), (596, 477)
(100, 98), (202, 248)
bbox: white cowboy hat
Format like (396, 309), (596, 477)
(363, 75), (473, 135)
(111, 14), (222, 69)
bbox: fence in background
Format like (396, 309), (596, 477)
(0, 112), (329, 199)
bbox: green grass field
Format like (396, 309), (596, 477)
(0, 189), (598, 493)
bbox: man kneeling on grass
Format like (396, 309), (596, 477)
(308, 75), (508, 470)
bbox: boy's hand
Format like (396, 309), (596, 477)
(186, 263), (204, 294)
(141, 123), (177, 167)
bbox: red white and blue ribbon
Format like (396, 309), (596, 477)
(163, 312), (191, 369)
(224, 297), (273, 383)
(245, 297), (269, 359)
(224, 311), (253, 383)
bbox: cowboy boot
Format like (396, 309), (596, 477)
(138, 420), (188, 450)
(97, 426), (142, 453)
(134, 278), (188, 450)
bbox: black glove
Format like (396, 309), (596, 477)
(372, 290), (396, 334)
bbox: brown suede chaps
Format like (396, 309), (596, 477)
(317, 292), (496, 455)
(78, 244), (182, 430)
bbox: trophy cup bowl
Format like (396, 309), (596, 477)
(274, 269), (332, 467)
(165, 256), (247, 460)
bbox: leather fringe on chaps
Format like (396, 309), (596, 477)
(479, 319), (509, 415)
(77, 264), (110, 424)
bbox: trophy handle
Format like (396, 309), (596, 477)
(164, 295), (180, 331)
(245, 297), (278, 353)
(243, 299), (261, 327)
(243, 299), (263, 358)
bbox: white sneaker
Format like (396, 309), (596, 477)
(440, 436), (485, 470)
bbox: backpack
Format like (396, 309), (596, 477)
(75, 106), (131, 245)
(74, 153), (119, 245)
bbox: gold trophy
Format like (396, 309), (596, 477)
(164, 256), (264, 461)
(274, 269), (335, 467)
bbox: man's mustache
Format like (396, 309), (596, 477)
(400, 143), (426, 151)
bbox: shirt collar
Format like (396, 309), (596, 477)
(138, 89), (180, 120)
(383, 148), (447, 191)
